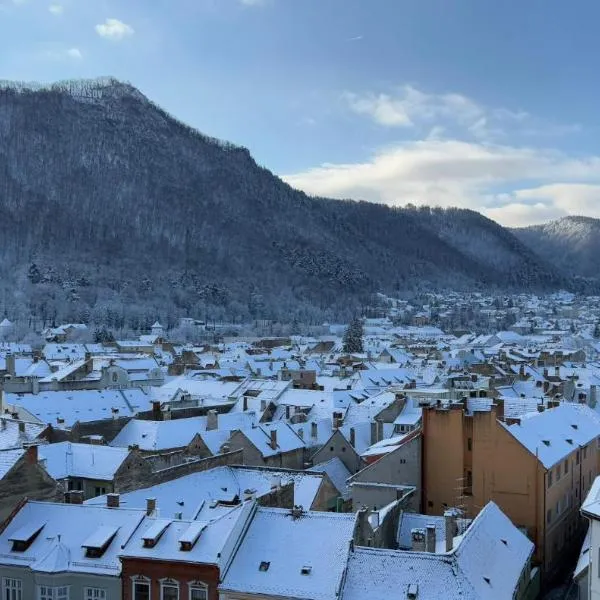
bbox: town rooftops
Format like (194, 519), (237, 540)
(0, 418), (47, 450)
(0, 448), (25, 479)
(503, 403), (600, 468)
(221, 507), (356, 600)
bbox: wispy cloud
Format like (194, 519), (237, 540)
(48, 3), (63, 14)
(348, 35), (363, 42)
(41, 46), (83, 61)
(95, 18), (135, 41)
(240, 0), (267, 6)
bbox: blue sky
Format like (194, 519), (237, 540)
(2, 0), (600, 226)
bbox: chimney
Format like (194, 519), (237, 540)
(106, 493), (120, 508)
(376, 419), (384, 443)
(591, 385), (598, 408)
(18, 421), (25, 434)
(554, 366), (560, 378)
(67, 490), (84, 505)
(494, 399), (504, 422)
(543, 368), (548, 378)
(207, 409), (218, 431)
(146, 497), (157, 516)
(411, 528), (426, 552)
(425, 523), (436, 553)
(151, 401), (162, 421)
(444, 509), (457, 552)
(270, 428), (278, 450)
(286, 406), (291, 420)
(243, 395), (248, 412)
(260, 399), (267, 412)
(25, 444), (38, 464)
(5, 353), (15, 377)
(350, 427), (356, 448)
(543, 381), (550, 394)
(51, 377), (59, 391)
(32, 378), (40, 395)
(370, 421), (377, 445)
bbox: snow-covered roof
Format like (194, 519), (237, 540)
(240, 422), (305, 458)
(0, 501), (145, 575)
(0, 418), (47, 450)
(120, 501), (253, 568)
(109, 416), (207, 451)
(503, 403), (600, 468)
(39, 442), (130, 480)
(0, 448), (25, 479)
(221, 508), (356, 600)
(5, 389), (152, 429)
(86, 465), (327, 518)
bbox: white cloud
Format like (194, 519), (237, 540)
(66, 47), (82, 59)
(282, 139), (600, 227)
(41, 46), (83, 61)
(48, 3), (63, 14)
(345, 85), (484, 131)
(95, 18), (134, 41)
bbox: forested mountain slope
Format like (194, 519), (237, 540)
(0, 78), (568, 328)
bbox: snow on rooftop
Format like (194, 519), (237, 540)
(222, 508), (356, 600)
(0, 448), (25, 479)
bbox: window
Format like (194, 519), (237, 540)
(84, 589), (106, 600)
(3, 578), (22, 600)
(189, 583), (208, 600)
(555, 466), (561, 481)
(37, 587), (69, 600)
(547, 470), (553, 488)
(94, 487), (107, 497)
(467, 437), (472, 452)
(564, 460), (569, 475)
(160, 580), (178, 600)
(576, 450), (580, 465)
(133, 578), (151, 600)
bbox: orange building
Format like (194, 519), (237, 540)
(422, 400), (600, 582)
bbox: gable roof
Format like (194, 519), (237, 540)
(39, 442), (130, 480)
(503, 403), (600, 468)
(221, 508), (356, 600)
(0, 448), (25, 479)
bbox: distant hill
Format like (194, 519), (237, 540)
(513, 216), (600, 280)
(0, 78), (569, 328)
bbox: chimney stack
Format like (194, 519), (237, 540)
(426, 523), (436, 553)
(350, 427), (356, 448)
(376, 419), (384, 443)
(555, 366), (560, 378)
(151, 401), (162, 421)
(66, 490), (84, 505)
(18, 421), (25, 434)
(370, 421), (377, 445)
(207, 409), (218, 431)
(243, 395), (248, 412)
(311, 421), (318, 439)
(5, 353), (15, 377)
(591, 385), (598, 408)
(146, 497), (157, 516)
(270, 428), (278, 450)
(107, 493), (120, 508)
(444, 509), (457, 552)
(543, 368), (549, 378)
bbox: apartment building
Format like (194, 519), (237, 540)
(422, 400), (600, 581)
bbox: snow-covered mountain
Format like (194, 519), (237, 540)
(0, 78), (571, 326)
(513, 216), (600, 280)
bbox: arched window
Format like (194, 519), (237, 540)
(188, 581), (208, 600)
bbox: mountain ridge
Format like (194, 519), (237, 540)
(0, 77), (578, 328)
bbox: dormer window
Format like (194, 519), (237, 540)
(301, 565), (312, 575)
(8, 522), (45, 552)
(82, 525), (119, 558)
(142, 520), (171, 548)
(178, 521), (205, 552)
(542, 440), (550, 447)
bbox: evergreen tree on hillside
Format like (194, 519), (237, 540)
(343, 317), (364, 354)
